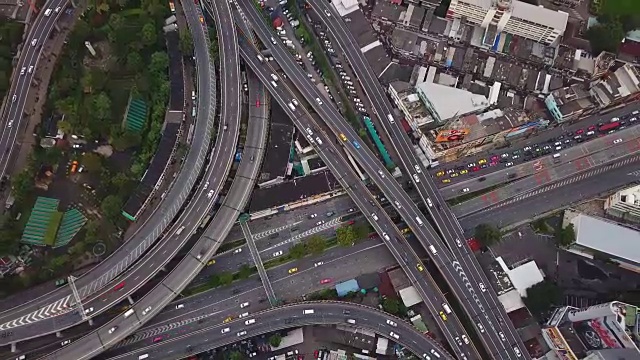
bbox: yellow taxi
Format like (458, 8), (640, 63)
(207, 259), (216, 266)
(459, 169), (468, 175)
(442, 178), (451, 184)
(401, 228), (411, 234)
(199, 15), (204, 24)
(288, 267), (298, 274)
(478, 158), (487, 165)
(223, 316), (233, 323)
(450, 172), (459, 178)
(339, 133), (347, 141)
(416, 263), (424, 272)
(436, 170), (445, 177)
(439, 311), (447, 321)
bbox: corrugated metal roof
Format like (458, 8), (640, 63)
(571, 214), (640, 266)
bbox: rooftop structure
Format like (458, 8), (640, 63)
(446, 0), (568, 46)
(415, 81), (490, 124)
(605, 185), (640, 224)
(545, 84), (595, 123)
(590, 63), (640, 108)
(567, 211), (640, 271)
(388, 81), (435, 129)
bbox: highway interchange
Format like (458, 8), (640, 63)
(1, 0), (639, 359)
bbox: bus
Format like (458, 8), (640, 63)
(599, 121), (620, 132)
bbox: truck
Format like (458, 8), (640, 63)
(168, 0), (175, 13)
(165, 15), (177, 25)
(163, 23), (178, 33)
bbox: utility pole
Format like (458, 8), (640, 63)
(68, 275), (87, 320)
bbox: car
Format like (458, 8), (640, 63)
(472, 166), (480, 172)
(31, 38), (37, 46)
(386, 319), (397, 327)
(467, 163), (476, 168)
(442, 178), (451, 184)
(315, 97), (323, 105)
(389, 331), (399, 339)
(207, 259), (216, 266)
(523, 146), (532, 152)
(514, 347), (522, 357)
(414, 262), (424, 271)
(142, 306), (152, 315)
(461, 188), (470, 193)
(479, 282), (486, 292)
(314, 261), (324, 267)
(84, 307), (94, 314)
(223, 316), (233, 323)
(461, 335), (470, 344)
(455, 337), (462, 346)
(459, 169), (468, 175)
(371, 213), (379, 221)
(439, 311), (447, 321)
(20, 67), (26, 75)
(207, 190), (214, 198)
(308, 213), (317, 219)
(477, 322), (485, 333)
(352, 140), (361, 149)
(499, 331), (506, 341)
(320, 278), (332, 284)
(114, 282), (125, 291)
(450, 172), (459, 178)
(414, 164), (422, 173)
(176, 304), (184, 309)
(455, 238), (463, 247)
(288, 267), (298, 274)
(478, 159), (487, 165)
(108, 326), (118, 334)
(324, 9), (331, 16)
(272, 250), (283, 257)
(239, 312), (249, 318)
(315, 220), (325, 226)
(435, 170), (445, 177)
(339, 133), (347, 141)
(233, 248), (242, 254)
(61, 339), (72, 346)
(505, 162), (514, 167)
(501, 153), (509, 158)
(377, 170), (385, 178)
(237, 331), (247, 336)
(198, 15), (204, 23)
(588, 125), (597, 131)
(153, 336), (163, 343)
(28, 65), (33, 73)
(221, 327), (230, 333)
(575, 129), (584, 135)
(291, 98), (299, 106)
(614, 138), (623, 144)
(586, 130), (595, 136)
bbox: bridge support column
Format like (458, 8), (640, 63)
(10, 343), (16, 353)
(56, 331), (62, 338)
(127, 296), (135, 305)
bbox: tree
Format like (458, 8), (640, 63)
(92, 92), (112, 120)
(586, 21), (625, 54)
(108, 13), (123, 31)
(126, 51), (144, 72)
(11, 170), (33, 203)
(474, 223), (501, 247)
(81, 152), (103, 173)
(68, 240), (87, 257)
(57, 120), (73, 134)
(179, 30), (194, 54)
(523, 280), (562, 315)
(238, 264), (253, 279)
(307, 235), (326, 254)
(269, 334), (282, 347)
(229, 351), (243, 360)
(218, 271), (233, 286)
(289, 243), (307, 259)
(149, 51), (169, 75)
(101, 195), (123, 222)
(141, 23), (157, 47)
(336, 226), (357, 247)
(206, 274), (220, 287)
(47, 254), (70, 273)
(555, 223), (576, 247)
(382, 298), (400, 315)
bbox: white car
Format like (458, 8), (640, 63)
(426, 198), (433, 207)
(315, 97), (323, 105)
(20, 67), (26, 75)
(505, 162), (514, 167)
(221, 327), (230, 333)
(11, 95), (16, 102)
(514, 347), (522, 357)
(315, 220), (325, 226)
(108, 326), (118, 334)
(309, 213), (317, 218)
(204, 181), (209, 188)
(461, 188), (470, 193)
(237, 331), (247, 336)
(371, 213), (378, 221)
(7, 119), (13, 128)
(207, 190), (214, 198)
(455, 238), (462, 247)
(240, 302), (250, 308)
(314, 261), (324, 267)
(239, 312), (249, 318)
(61, 339), (72, 346)
(479, 283), (486, 292)
(377, 170), (385, 178)
(389, 331), (399, 339)
(28, 66), (33, 73)
(31, 38), (37, 46)
(461, 335), (470, 344)
(233, 248), (243, 254)
(414, 165), (422, 173)
(412, 174), (420, 183)
(477, 322), (485, 333)
(292, 99), (299, 106)
(142, 306), (152, 315)
(176, 304), (184, 309)
(386, 319), (397, 327)
(499, 331), (506, 341)
(613, 138), (623, 144)
(272, 250), (283, 257)
(324, 9), (331, 16)
(394, 200), (401, 208)
(84, 307), (94, 314)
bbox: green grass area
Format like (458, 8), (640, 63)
(107, 79), (133, 123)
(44, 211), (63, 246)
(601, 0), (640, 16)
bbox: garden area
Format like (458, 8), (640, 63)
(586, 0), (640, 54)
(0, 0), (174, 295)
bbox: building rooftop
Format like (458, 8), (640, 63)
(415, 82), (490, 121)
(249, 171), (339, 212)
(497, 257), (545, 297)
(570, 213), (640, 267)
(456, 0), (568, 32)
(371, 0), (404, 22)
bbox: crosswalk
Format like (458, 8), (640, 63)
(486, 155), (640, 211)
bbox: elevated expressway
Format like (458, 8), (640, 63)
(235, 5), (480, 359)
(0, 0), (69, 179)
(0, 0), (226, 349)
(102, 302), (452, 360)
(307, 2), (529, 358)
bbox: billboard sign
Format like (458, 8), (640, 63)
(574, 316), (635, 350)
(542, 328), (577, 360)
(435, 129), (470, 143)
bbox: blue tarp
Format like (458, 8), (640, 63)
(335, 279), (360, 297)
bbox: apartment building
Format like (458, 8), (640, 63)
(605, 185), (640, 224)
(446, 0), (568, 46)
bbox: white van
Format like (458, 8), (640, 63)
(303, 309), (314, 314)
(416, 217), (424, 226)
(347, 319), (356, 324)
(288, 103), (295, 111)
(442, 303), (452, 314)
(139, 354), (149, 360)
(124, 309), (135, 318)
(428, 245), (437, 255)
(270, 81), (278, 88)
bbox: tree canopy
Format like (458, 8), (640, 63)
(474, 223), (501, 247)
(523, 280), (562, 315)
(555, 223), (576, 247)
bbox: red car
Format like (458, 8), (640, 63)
(113, 282), (125, 291)
(490, 155), (499, 161)
(588, 125), (596, 131)
(320, 278), (332, 284)
(472, 166), (480, 172)
(153, 336), (163, 343)
(575, 128), (584, 135)
(256, 99), (260, 107)
(314, 350), (319, 358)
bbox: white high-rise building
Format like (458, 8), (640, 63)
(446, 0), (568, 46)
